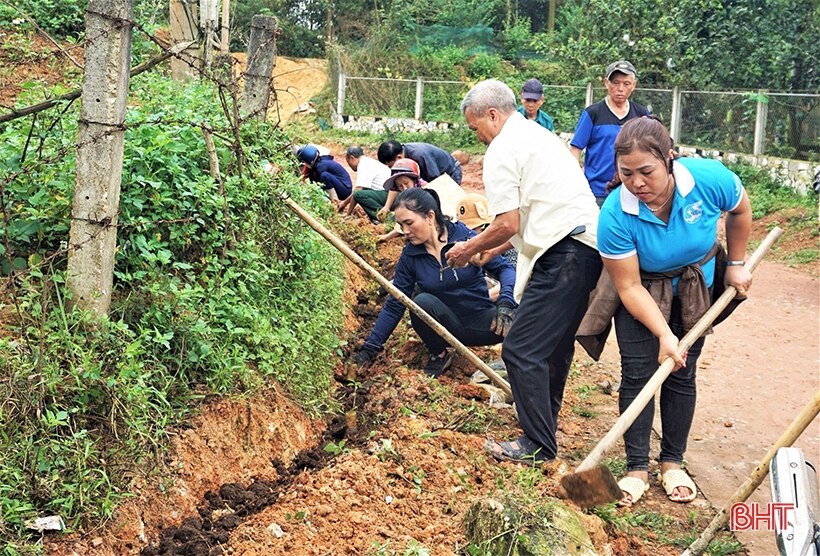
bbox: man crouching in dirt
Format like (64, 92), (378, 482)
(447, 79), (601, 464)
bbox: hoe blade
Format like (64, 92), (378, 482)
(560, 465), (622, 508)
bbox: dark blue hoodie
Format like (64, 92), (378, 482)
(308, 155), (352, 200)
(363, 220), (516, 352)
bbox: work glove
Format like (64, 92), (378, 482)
(352, 345), (379, 367)
(490, 301), (516, 337)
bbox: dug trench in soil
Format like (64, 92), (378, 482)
(138, 226), (404, 556)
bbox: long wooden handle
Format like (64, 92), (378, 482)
(575, 227), (783, 473)
(283, 196), (513, 398)
(682, 389), (820, 556)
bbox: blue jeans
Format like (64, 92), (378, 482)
(501, 238), (602, 460)
(615, 297), (705, 471)
(410, 293), (503, 355)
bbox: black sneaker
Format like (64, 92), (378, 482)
(423, 350), (453, 377)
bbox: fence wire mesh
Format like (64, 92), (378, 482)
(679, 91), (758, 154)
(340, 73), (820, 161)
(766, 93), (820, 161)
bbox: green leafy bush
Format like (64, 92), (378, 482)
(0, 0), (86, 39)
(0, 73), (345, 542)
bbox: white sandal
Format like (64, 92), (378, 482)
(660, 468), (697, 503)
(617, 476), (649, 506)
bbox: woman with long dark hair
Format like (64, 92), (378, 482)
(353, 188), (517, 377)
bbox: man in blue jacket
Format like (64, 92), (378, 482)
(570, 61), (649, 207)
(297, 144), (353, 201)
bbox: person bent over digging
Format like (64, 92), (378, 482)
(353, 188), (516, 377)
(447, 80), (601, 465)
(596, 117), (752, 505)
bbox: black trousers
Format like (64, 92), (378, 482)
(410, 292), (504, 355)
(502, 237), (602, 459)
(615, 298), (704, 471)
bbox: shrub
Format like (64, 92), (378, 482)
(0, 72), (345, 542)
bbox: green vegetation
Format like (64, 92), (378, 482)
(0, 73), (345, 546)
(731, 162), (818, 219)
(370, 539), (431, 556)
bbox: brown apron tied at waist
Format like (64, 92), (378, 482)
(640, 242), (719, 333)
(576, 242), (744, 361)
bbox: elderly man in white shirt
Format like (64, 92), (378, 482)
(447, 79), (602, 464)
(340, 146), (391, 219)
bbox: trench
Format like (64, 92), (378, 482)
(140, 259), (389, 556)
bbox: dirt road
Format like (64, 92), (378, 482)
(689, 261), (819, 553)
(592, 260), (819, 553)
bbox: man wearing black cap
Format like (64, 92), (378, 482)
(570, 61), (649, 207)
(517, 78), (554, 131)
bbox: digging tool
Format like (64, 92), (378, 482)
(281, 195), (513, 399)
(560, 227), (783, 508)
(682, 389), (820, 556)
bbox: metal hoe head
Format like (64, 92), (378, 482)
(559, 465), (623, 508)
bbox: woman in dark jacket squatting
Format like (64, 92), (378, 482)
(353, 188), (517, 377)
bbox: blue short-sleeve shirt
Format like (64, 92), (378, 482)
(570, 100), (649, 197)
(598, 157), (744, 289)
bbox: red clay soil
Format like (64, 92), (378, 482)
(0, 29), (83, 109)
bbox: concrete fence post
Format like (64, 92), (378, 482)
(169, 0), (200, 80)
(670, 86), (682, 144)
(66, 0), (133, 316)
(585, 82), (594, 107)
(240, 15), (278, 121)
(414, 77), (424, 120)
(220, 0), (230, 53)
(754, 89), (769, 156)
(336, 67), (346, 119)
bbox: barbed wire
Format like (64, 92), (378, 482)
(0, 7), (291, 320)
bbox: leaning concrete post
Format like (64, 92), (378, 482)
(170, 0), (200, 80)
(66, 0), (133, 316)
(241, 15), (278, 121)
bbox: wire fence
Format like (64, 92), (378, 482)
(0, 9), (289, 300)
(337, 71), (820, 162)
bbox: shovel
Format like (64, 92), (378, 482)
(560, 226), (783, 508)
(282, 195), (513, 399)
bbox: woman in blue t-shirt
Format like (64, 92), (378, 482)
(597, 117), (753, 506)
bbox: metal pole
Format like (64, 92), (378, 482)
(585, 82), (594, 107)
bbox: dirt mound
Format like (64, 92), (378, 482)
(231, 54), (328, 125)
